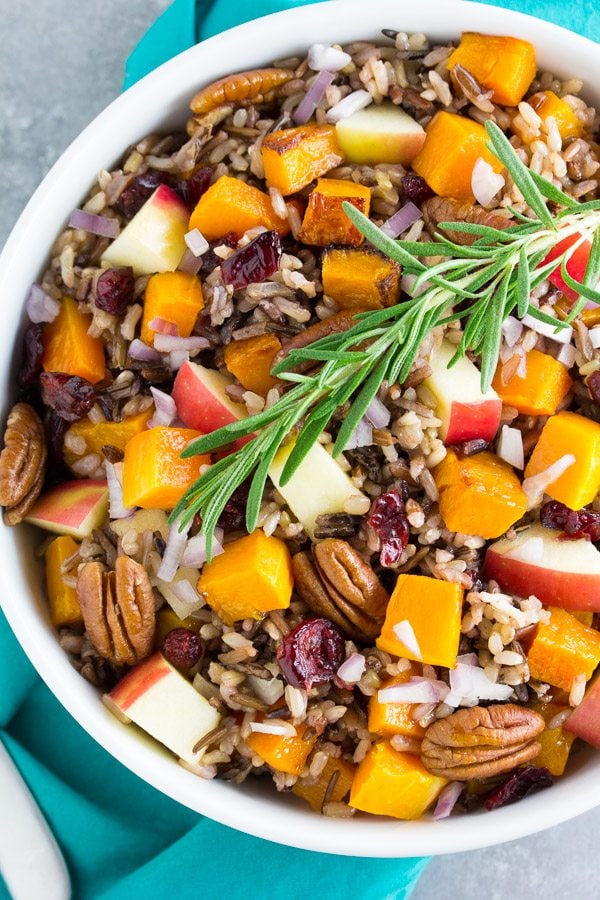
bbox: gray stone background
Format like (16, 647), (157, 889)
(1, 1), (598, 897)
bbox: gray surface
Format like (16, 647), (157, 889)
(1, 1), (599, 897)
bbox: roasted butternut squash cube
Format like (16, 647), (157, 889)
(368, 664), (425, 738)
(350, 742), (447, 819)
(63, 409), (152, 470)
(262, 124), (343, 195)
(122, 426), (208, 510)
(514, 91), (585, 142)
(299, 178), (371, 246)
(45, 535), (82, 627)
(292, 755), (356, 811)
(376, 574), (463, 669)
(447, 32), (537, 106)
(492, 349), (572, 416)
(434, 449), (527, 539)
(322, 247), (401, 310)
(412, 111), (503, 200)
(141, 271), (205, 345)
(223, 333), (282, 396)
(197, 530), (293, 624)
(524, 411), (600, 510)
(527, 607), (600, 692)
(42, 296), (106, 384)
(532, 700), (576, 776)
(189, 175), (290, 240)
(246, 721), (316, 775)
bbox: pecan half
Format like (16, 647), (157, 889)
(0, 402), (47, 525)
(421, 704), (545, 781)
(293, 539), (389, 641)
(274, 311), (358, 375)
(422, 197), (512, 247)
(77, 556), (156, 666)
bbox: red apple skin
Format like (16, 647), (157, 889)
(444, 399), (503, 445)
(172, 361), (252, 449)
(110, 653), (171, 712)
(483, 547), (600, 612)
(152, 183), (189, 216)
(565, 675), (600, 748)
(25, 479), (108, 533)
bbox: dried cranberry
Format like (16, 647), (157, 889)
(277, 617), (345, 691)
(484, 766), (553, 811)
(95, 267), (135, 316)
(221, 231), (283, 290)
(116, 169), (168, 219)
(401, 173), (435, 206)
(162, 628), (203, 670)
(200, 233), (239, 275)
(540, 500), (600, 542)
(218, 480), (250, 532)
(18, 323), (45, 387)
(464, 568), (484, 592)
(173, 166), (212, 210)
(367, 488), (410, 567)
(587, 370), (600, 404)
(455, 438), (489, 457)
(40, 372), (97, 422)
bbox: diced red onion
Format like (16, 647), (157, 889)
(153, 334), (211, 352)
(401, 273), (430, 297)
(308, 43), (351, 72)
(522, 454), (575, 510)
(168, 350), (190, 371)
(68, 209), (120, 238)
(392, 620), (422, 660)
(185, 228), (209, 257)
(381, 202), (423, 239)
(496, 425), (524, 470)
(147, 386), (177, 428)
(157, 515), (192, 582)
(521, 313), (573, 345)
(105, 461), (134, 519)
(182, 529), (225, 567)
(249, 721), (297, 737)
(501, 316), (523, 348)
(293, 69), (335, 125)
(432, 782), (464, 821)
(178, 248), (204, 275)
(590, 327), (600, 349)
(555, 343), (577, 367)
(446, 663), (514, 707)
(365, 396), (391, 428)
(344, 417), (373, 450)
(148, 317), (179, 337)
(378, 679), (449, 705)
(25, 284), (60, 324)
(336, 652), (366, 685)
(456, 653), (479, 667)
(471, 157), (505, 207)
(326, 89), (372, 124)
(128, 339), (162, 363)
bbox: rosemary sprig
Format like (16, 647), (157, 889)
(171, 120), (600, 556)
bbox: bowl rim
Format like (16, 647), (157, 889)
(2, 0), (600, 858)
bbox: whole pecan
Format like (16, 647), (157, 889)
(421, 704), (545, 781)
(0, 402), (47, 525)
(274, 311), (359, 375)
(77, 556), (156, 666)
(293, 539), (389, 641)
(422, 197), (512, 247)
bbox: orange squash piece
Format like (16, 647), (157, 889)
(368, 664), (425, 738)
(42, 296), (106, 384)
(155, 606), (203, 647)
(45, 535), (82, 627)
(223, 333), (282, 396)
(262, 124), (344, 195)
(516, 91), (585, 142)
(434, 449), (527, 539)
(532, 699), (576, 776)
(299, 178), (371, 246)
(350, 742), (447, 819)
(246, 721), (317, 775)
(412, 111), (503, 200)
(524, 411), (600, 510)
(492, 349), (572, 416)
(527, 607), (600, 692)
(447, 32), (537, 107)
(197, 530), (293, 624)
(292, 755), (356, 811)
(376, 574), (463, 669)
(189, 175), (290, 240)
(322, 247), (402, 310)
(140, 271), (205, 345)
(63, 409), (152, 470)
(121, 426), (208, 510)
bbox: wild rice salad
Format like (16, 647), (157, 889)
(3, 28), (600, 821)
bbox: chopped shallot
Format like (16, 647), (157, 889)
(432, 782), (464, 821)
(308, 43), (351, 72)
(336, 652), (366, 685)
(153, 334), (211, 353)
(378, 678), (449, 705)
(365, 396), (392, 428)
(25, 284), (60, 324)
(293, 70), (335, 125)
(344, 417), (373, 450)
(105, 461), (134, 520)
(521, 313), (573, 345)
(555, 343), (577, 367)
(147, 386), (177, 428)
(148, 317), (179, 336)
(445, 663), (514, 707)
(157, 515), (192, 582)
(68, 209), (120, 238)
(471, 157), (505, 207)
(178, 248), (204, 275)
(326, 89), (372, 124)
(501, 316), (523, 348)
(182, 530), (225, 567)
(496, 425), (524, 470)
(128, 339), (162, 363)
(393, 620), (422, 660)
(590, 327), (600, 349)
(522, 454), (576, 510)
(185, 228), (209, 257)
(380, 202), (422, 239)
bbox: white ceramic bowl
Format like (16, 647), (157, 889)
(1, 0), (599, 858)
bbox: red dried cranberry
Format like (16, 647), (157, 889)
(40, 372), (97, 422)
(587, 370), (600, 404)
(95, 267), (135, 316)
(174, 166), (212, 210)
(540, 500), (600, 542)
(217, 480), (250, 532)
(18, 323), (45, 387)
(116, 169), (168, 219)
(401, 174), (435, 206)
(277, 617), (345, 691)
(367, 489), (410, 567)
(221, 231), (283, 290)
(484, 766), (553, 811)
(464, 568), (484, 592)
(162, 628), (203, 670)
(455, 438), (489, 457)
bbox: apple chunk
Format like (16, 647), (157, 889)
(105, 652), (221, 765)
(172, 360), (252, 449)
(24, 479), (108, 539)
(565, 675), (600, 748)
(335, 102), (426, 166)
(101, 185), (189, 275)
(483, 523), (600, 611)
(421, 339), (502, 445)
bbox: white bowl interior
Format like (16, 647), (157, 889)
(1, 0), (600, 857)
